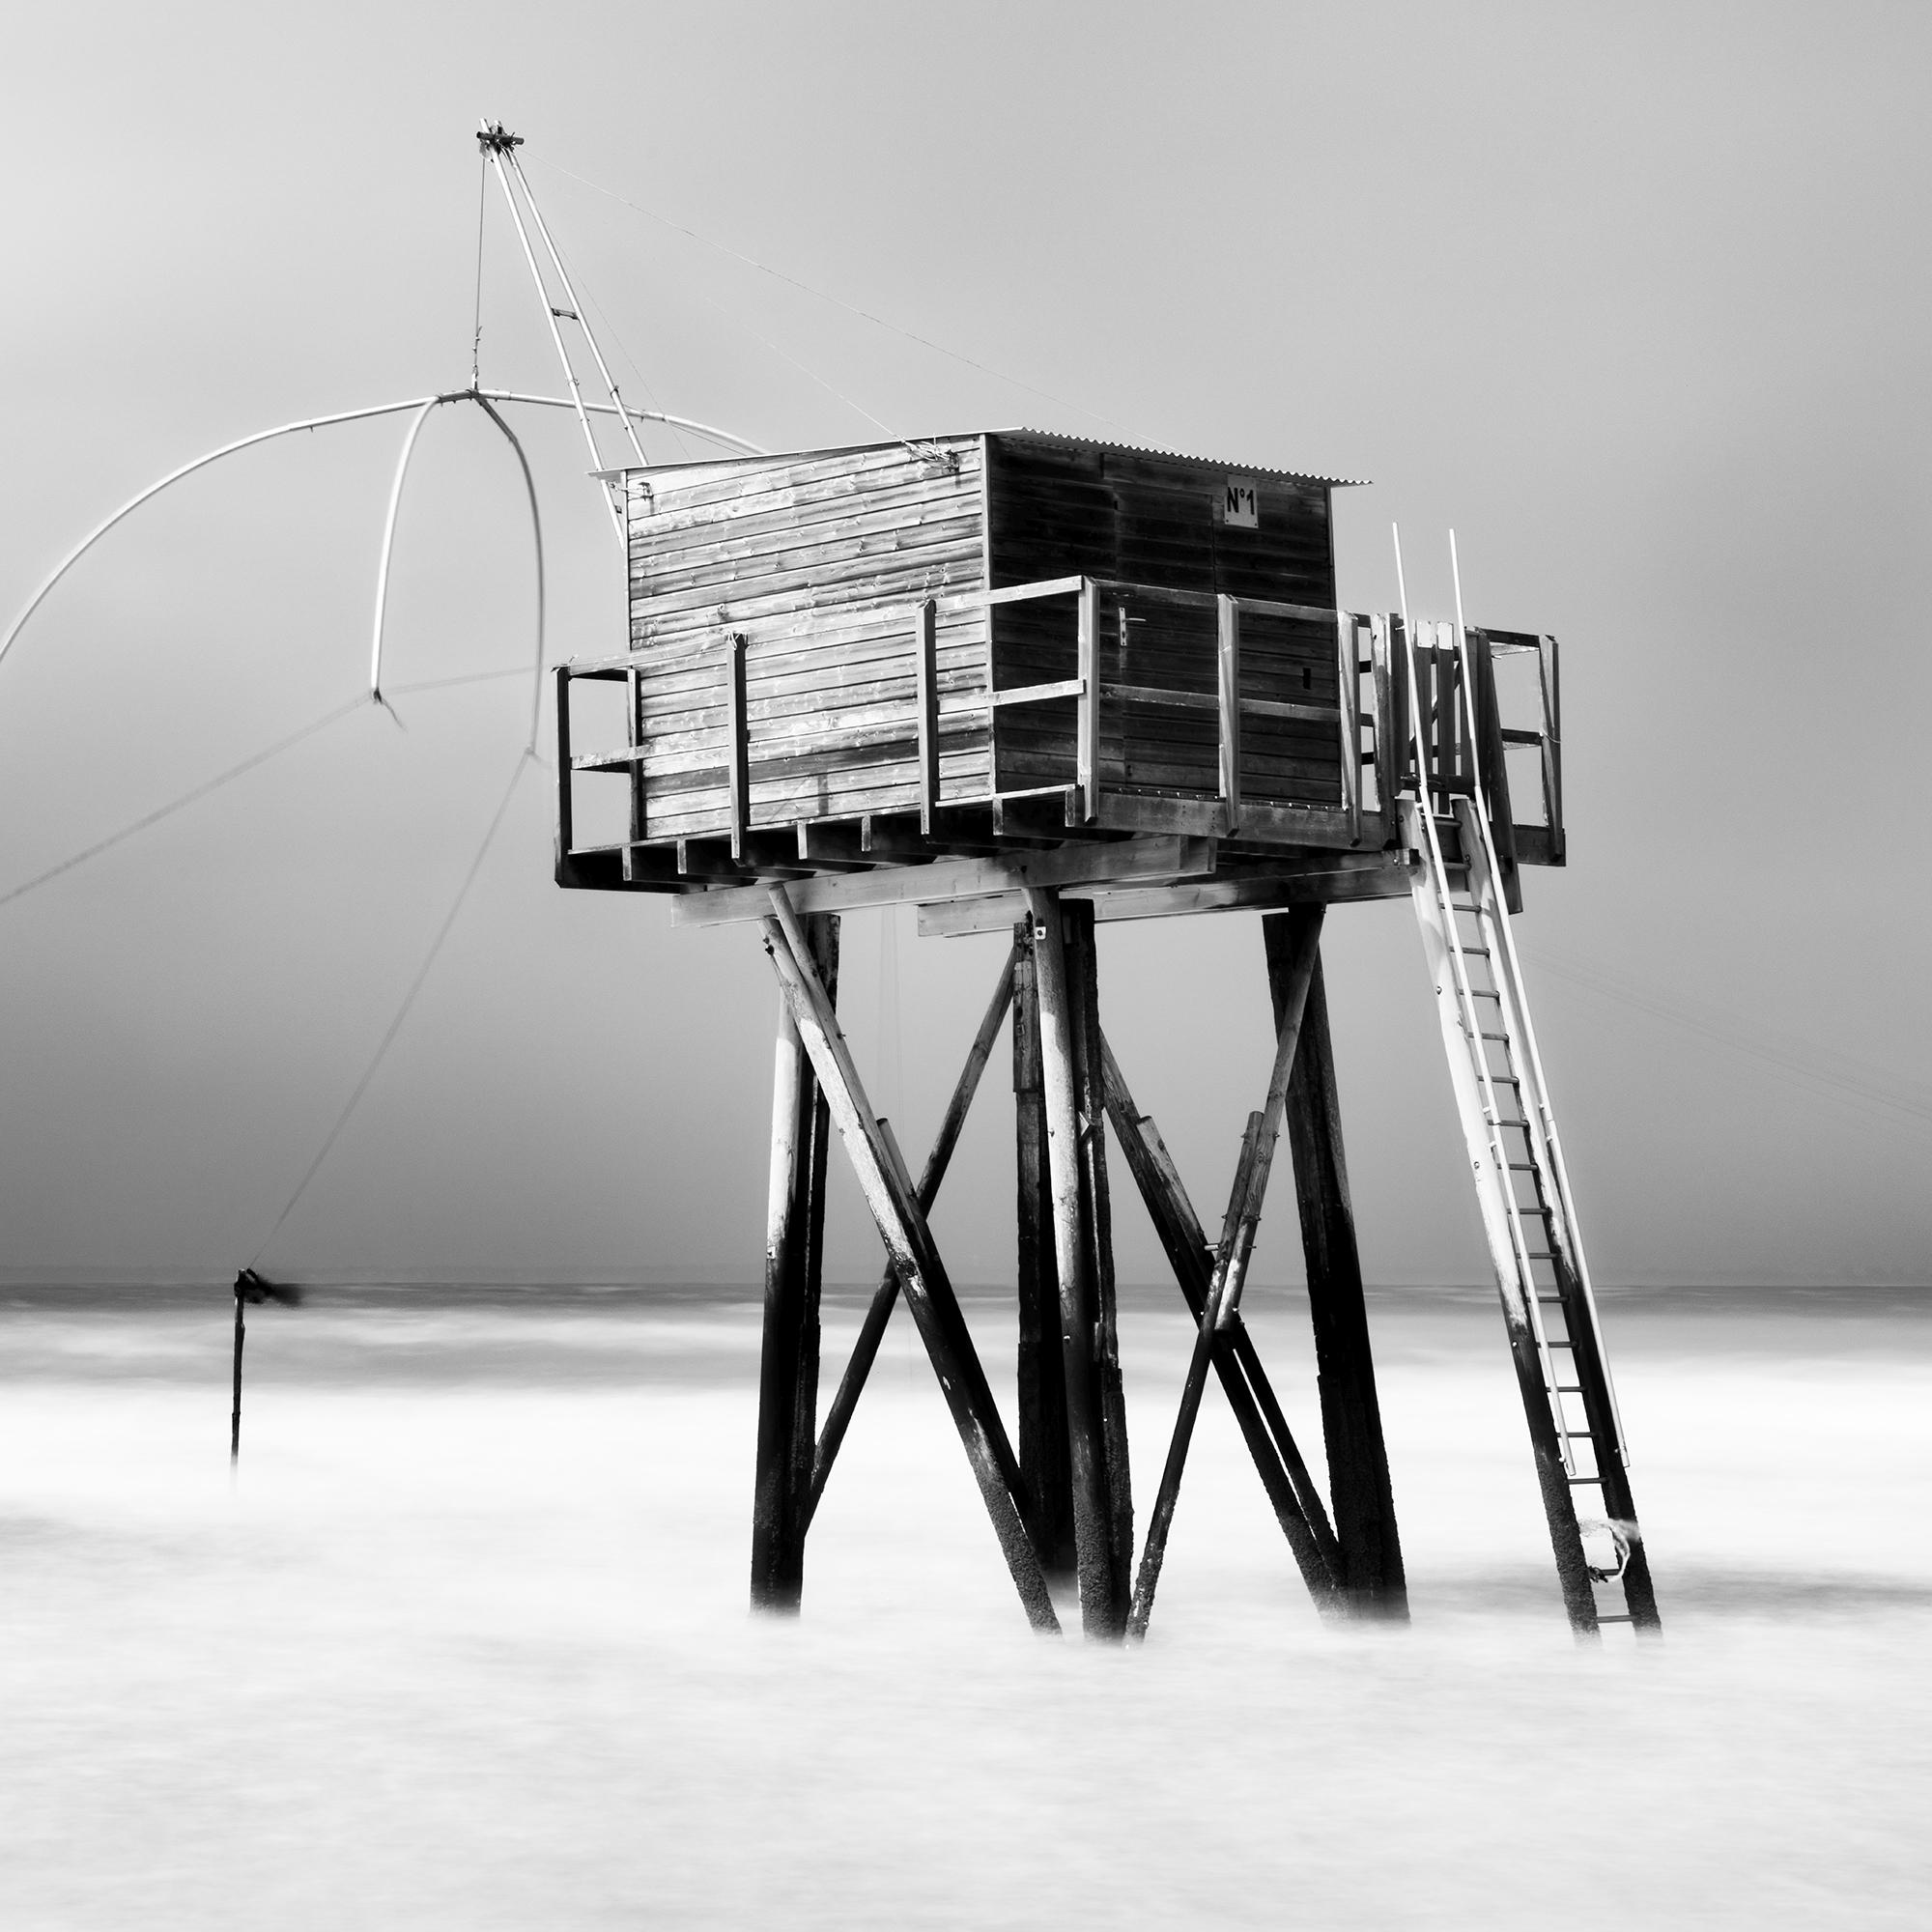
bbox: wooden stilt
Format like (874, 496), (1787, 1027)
(751, 913), (838, 1611)
(1064, 899), (1134, 1610)
(806, 942), (1018, 1524)
(1265, 910), (1410, 1621)
(1126, 909), (1322, 1638)
(1023, 889), (1132, 1636)
(1012, 924), (1076, 1583)
(759, 895), (1060, 1633)
(1096, 1036), (1344, 1606)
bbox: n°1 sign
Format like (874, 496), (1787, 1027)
(1223, 477), (1258, 528)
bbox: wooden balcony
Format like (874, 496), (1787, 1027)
(554, 579), (1565, 928)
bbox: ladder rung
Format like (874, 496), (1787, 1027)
(1507, 1161), (1540, 1172)
(1596, 1614), (1635, 1625)
(1566, 1473), (1603, 1485)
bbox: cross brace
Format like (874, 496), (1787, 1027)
(759, 891), (1060, 1631)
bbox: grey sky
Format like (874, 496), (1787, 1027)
(2, 1), (1926, 1288)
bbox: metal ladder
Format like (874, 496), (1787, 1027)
(1402, 625), (1661, 1637)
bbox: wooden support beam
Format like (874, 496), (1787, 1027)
(914, 596), (940, 835)
(751, 913), (838, 1611)
(671, 833), (1213, 926)
(1012, 928), (1076, 1581)
(1126, 909), (1323, 1638)
(1265, 911), (1408, 1620)
(1095, 1036), (1342, 1602)
(806, 942), (1018, 1523)
(758, 896), (1060, 1632)
(1065, 898), (1134, 1609)
(915, 852), (1415, 940)
(1024, 888), (1132, 1635)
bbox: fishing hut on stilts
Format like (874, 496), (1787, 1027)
(554, 429), (1664, 1641)
(8, 117), (1656, 1638)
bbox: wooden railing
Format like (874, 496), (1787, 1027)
(554, 582), (1563, 867)
(931, 574), (1369, 838)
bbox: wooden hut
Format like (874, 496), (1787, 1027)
(553, 430), (1659, 1643)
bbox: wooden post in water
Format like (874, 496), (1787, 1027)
(1011, 924), (1076, 1584)
(230, 1274), (246, 1463)
(1024, 889), (1132, 1636)
(1265, 909), (1409, 1619)
(751, 912), (838, 1610)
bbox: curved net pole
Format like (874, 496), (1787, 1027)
(469, 395), (547, 754)
(476, 388), (765, 457)
(0, 394), (458, 672)
(369, 399), (448, 705)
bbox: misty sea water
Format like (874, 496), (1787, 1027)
(1, 1283), (1926, 1928)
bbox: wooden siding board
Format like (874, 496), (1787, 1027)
(614, 431), (1351, 857)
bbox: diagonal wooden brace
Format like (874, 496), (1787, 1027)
(1098, 1041), (1343, 1583)
(1124, 908), (1340, 1637)
(806, 941), (1019, 1526)
(760, 893), (1060, 1633)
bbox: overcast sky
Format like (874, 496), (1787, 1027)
(2, 1), (1926, 1290)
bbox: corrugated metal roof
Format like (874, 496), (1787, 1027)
(624, 429), (1366, 487)
(998, 428), (1366, 488)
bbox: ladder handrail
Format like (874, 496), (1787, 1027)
(1399, 620), (1571, 1453)
(1446, 580), (1628, 1463)
(1453, 806), (1628, 1463)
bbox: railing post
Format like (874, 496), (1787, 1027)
(1217, 593), (1241, 835)
(1076, 578), (1098, 824)
(914, 597), (939, 835)
(554, 665), (575, 867)
(726, 630), (751, 861)
(1538, 634), (1565, 863)
(1388, 613), (1413, 805)
(1335, 610), (1361, 847)
(1368, 615), (1398, 824)
(623, 659), (642, 882)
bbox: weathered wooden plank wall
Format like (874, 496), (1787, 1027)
(622, 431), (1347, 844)
(628, 439), (991, 838)
(983, 436), (1342, 807)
